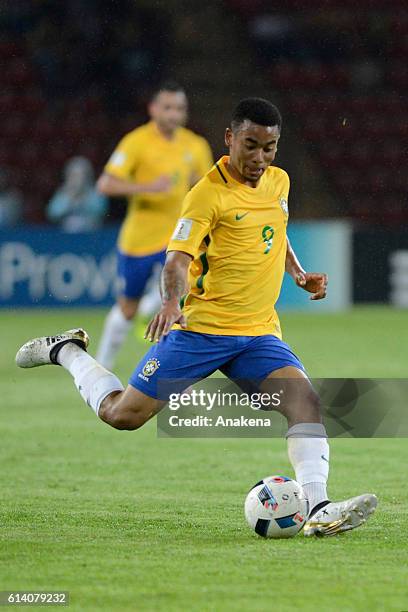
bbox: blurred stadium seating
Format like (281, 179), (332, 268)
(0, 0), (167, 222)
(0, 0), (406, 225)
(226, 0), (407, 223)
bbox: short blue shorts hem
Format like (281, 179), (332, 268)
(117, 249), (166, 299)
(129, 330), (305, 400)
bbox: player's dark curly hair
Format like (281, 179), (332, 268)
(151, 80), (186, 100)
(231, 98), (282, 132)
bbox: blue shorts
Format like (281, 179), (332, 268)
(117, 249), (166, 299)
(129, 330), (305, 400)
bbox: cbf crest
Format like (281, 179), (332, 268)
(142, 358), (161, 378)
(279, 196), (288, 216)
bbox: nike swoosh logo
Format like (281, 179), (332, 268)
(235, 212), (249, 221)
(321, 455), (329, 463)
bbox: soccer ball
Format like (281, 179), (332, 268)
(244, 475), (309, 539)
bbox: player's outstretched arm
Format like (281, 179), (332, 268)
(145, 251), (192, 342)
(285, 237), (328, 300)
(97, 172), (171, 197)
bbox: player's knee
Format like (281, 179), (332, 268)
(118, 298), (138, 320)
(99, 398), (149, 431)
(120, 304), (137, 320)
(108, 410), (147, 431)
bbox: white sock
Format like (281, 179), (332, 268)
(95, 304), (133, 369)
(286, 422), (330, 513)
(57, 343), (124, 416)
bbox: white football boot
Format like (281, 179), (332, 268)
(303, 494), (378, 537)
(16, 329), (89, 368)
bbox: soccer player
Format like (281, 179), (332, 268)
(16, 98), (377, 537)
(95, 81), (213, 369)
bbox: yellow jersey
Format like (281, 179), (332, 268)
(104, 121), (213, 256)
(167, 156), (290, 337)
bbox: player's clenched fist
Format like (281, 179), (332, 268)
(296, 272), (328, 300)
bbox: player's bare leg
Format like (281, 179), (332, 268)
(264, 366), (321, 427)
(95, 296), (139, 369)
(262, 366), (377, 536)
(98, 385), (165, 430)
(117, 295), (139, 320)
(16, 329), (162, 431)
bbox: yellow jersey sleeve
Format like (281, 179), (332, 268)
(167, 180), (219, 258)
(190, 137), (213, 182)
(104, 132), (143, 181)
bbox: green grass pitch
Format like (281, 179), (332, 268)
(1, 306), (407, 611)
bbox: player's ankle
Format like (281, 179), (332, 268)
(55, 342), (84, 368)
(309, 499), (330, 518)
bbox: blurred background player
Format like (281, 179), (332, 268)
(95, 81), (213, 369)
(47, 156), (108, 232)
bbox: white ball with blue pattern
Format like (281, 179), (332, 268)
(244, 475), (308, 539)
